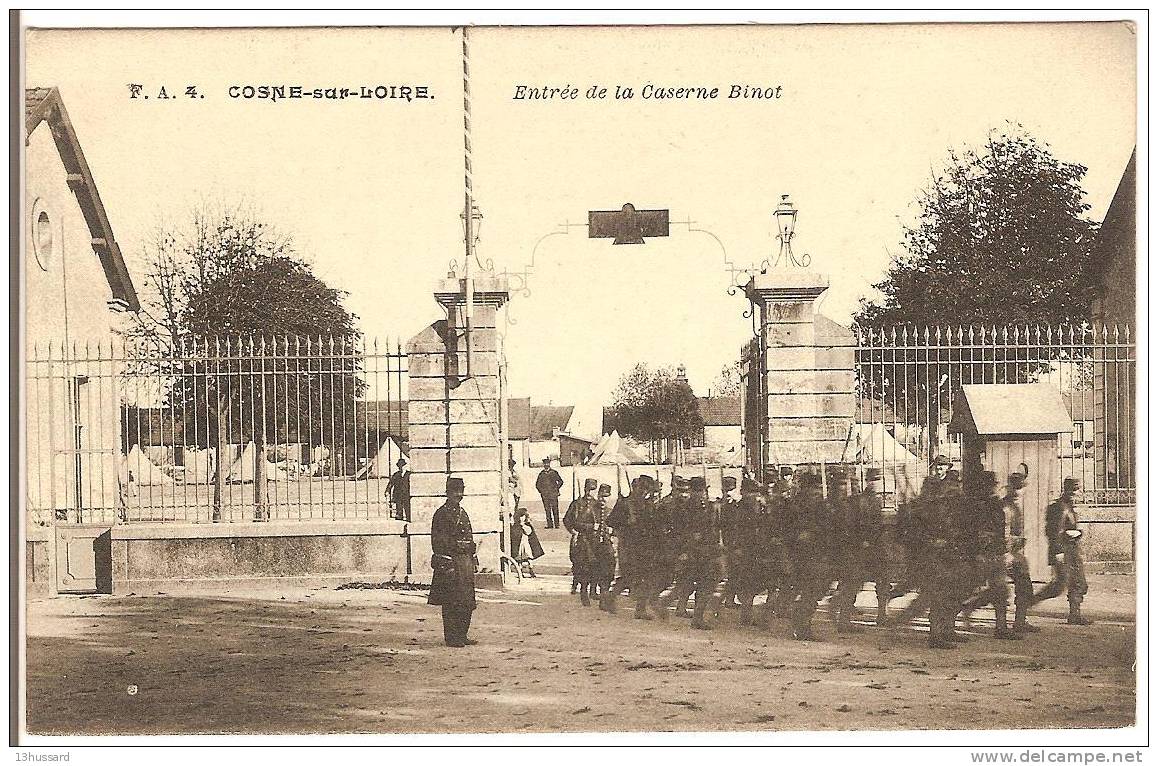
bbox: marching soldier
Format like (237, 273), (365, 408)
(911, 466), (969, 648)
(723, 476), (767, 626)
(675, 476), (727, 629)
(648, 475), (688, 618)
(593, 483), (618, 603)
(1033, 478), (1092, 625)
(564, 478), (601, 606)
(1003, 473), (1038, 634)
(428, 477), (478, 648)
(760, 470), (796, 624)
(601, 475), (654, 613)
(832, 468), (888, 633)
(785, 470), (833, 641)
(960, 471), (1022, 640)
(888, 455), (953, 627)
(632, 475), (672, 620)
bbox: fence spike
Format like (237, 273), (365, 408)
(968, 326), (974, 344)
(934, 325), (942, 344)
(1125, 324), (1131, 343)
(923, 326), (930, 344)
(1113, 324), (1120, 343)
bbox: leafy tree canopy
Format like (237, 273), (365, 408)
(856, 126), (1099, 328)
(605, 363), (703, 443)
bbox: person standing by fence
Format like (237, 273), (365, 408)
(385, 458), (411, 521)
(536, 457), (564, 529)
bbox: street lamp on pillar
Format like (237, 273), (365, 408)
(770, 194), (811, 269)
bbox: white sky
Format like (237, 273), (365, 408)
(25, 23), (1137, 429)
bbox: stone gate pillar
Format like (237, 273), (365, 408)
(744, 272), (856, 466)
(407, 275), (509, 582)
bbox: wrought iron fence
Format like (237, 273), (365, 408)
(852, 323), (1135, 506)
(26, 335), (408, 525)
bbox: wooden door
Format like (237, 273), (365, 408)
(983, 436), (1061, 581)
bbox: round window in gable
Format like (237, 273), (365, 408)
(32, 204), (53, 271)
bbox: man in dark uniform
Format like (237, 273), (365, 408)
(832, 468), (888, 633)
(659, 476), (725, 629)
(722, 476), (765, 626)
(535, 457), (565, 529)
(601, 475), (654, 613)
(911, 466), (968, 648)
(593, 483), (618, 602)
(428, 477), (477, 648)
(959, 471), (1022, 639)
(653, 476), (691, 620)
(786, 470), (833, 641)
(759, 470), (795, 624)
(564, 478), (602, 605)
(1003, 473), (1038, 634)
(1033, 478), (1092, 625)
(888, 455), (952, 625)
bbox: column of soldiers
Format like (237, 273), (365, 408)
(569, 459), (1090, 647)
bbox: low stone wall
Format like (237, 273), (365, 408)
(26, 525), (53, 599)
(105, 521), (501, 594)
(1077, 505), (1136, 573)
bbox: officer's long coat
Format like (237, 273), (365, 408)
(428, 501), (477, 609)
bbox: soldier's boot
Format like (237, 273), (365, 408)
(948, 611), (970, 642)
(927, 609), (956, 650)
(1012, 603), (1040, 634)
(993, 602), (1021, 640)
(600, 590), (618, 613)
(875, 602), (889, 628)
(691, 590), (717, 630)
(1067, 602), (1094, 625)
(579, 584), (591, 607)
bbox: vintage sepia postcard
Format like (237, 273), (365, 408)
(12, 11), (1145, 757)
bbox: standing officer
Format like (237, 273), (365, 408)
(1033, 478), (1092, 625)
(428, 477), (477, 648)
(535, 457), (565, 529)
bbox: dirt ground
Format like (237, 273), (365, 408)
(25, 573), (1135, 735)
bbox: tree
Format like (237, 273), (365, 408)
(132, 206), (361, 520)
(709, 361), (743, 398)
(856, 126), (1099, 327)
(605, 363), (703, 463)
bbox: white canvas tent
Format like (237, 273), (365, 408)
(224, 442), (264, 483)
(122, 444), (175, 487)
(842, 423), (925, 499)
(355, 437), (406, 480)
(587, 430), (648, 465)
(182, 448), (215, 484)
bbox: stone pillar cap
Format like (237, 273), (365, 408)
(435, 274), (511, 308)
(744, 271), (829, 303)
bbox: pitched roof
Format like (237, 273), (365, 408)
(529, 405), (574, 441)
(1091, 148), (1136, 291)
(697, 396), (741, 427)
(25, 87), (139, 311)
(954, 384), (1072, 436)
